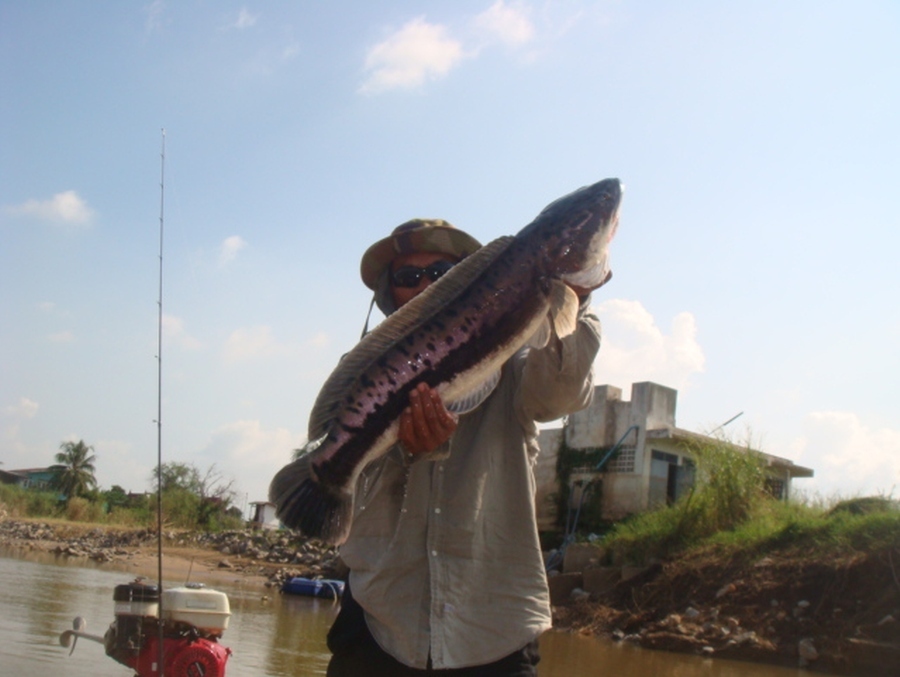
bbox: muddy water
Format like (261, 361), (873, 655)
(0, 551), (806, 676)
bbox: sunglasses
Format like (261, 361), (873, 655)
(391, 259), (456, 288)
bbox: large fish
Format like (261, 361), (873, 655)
(270, 178), (622, 544)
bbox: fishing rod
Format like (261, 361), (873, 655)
(59, 130), (232, 677)
(155, 127), (166, 677)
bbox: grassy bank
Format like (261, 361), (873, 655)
(0, 483), (244, 531)
(580, 433), (900, 566)
(553, 458), (899, 675)
(600, 494), (900, 568)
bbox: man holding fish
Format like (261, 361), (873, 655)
(270, 180), (622, 675)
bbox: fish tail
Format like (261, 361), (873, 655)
(269, 452), (353, 545)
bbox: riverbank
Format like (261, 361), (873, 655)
(551, 544), (900, 676)
(1, 516), (897, 675)
(0, 517), (342, 589)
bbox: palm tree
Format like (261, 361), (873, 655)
(52, 440), (97, 500)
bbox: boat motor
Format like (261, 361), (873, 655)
(60, 579), (232, 677)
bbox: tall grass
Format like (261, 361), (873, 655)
(604, 433), (769, 564)
(0, 483), (63, 518)
(0, 483), (243, 531)
(65, 496), (106, 522)
(600, 434), (900, 565)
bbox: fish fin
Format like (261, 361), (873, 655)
(527, 317), (552, 349)
(549, 279), (580, 338)
(445, 369), (501, 414)
(307, 236), (515, 437)
(269, 450), (353, 545)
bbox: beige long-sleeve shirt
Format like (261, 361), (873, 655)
(339, 307), (601, 669)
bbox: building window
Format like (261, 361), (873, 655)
(605, 445), (635, 473)
(765, 478), (785, 500)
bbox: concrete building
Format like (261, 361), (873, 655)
(534, 381), (814, 529)
(249, 501), (280, 529)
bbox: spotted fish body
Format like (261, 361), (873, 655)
(270, 178), (622, 544)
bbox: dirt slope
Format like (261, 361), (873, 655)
(553, 547), (900, 675)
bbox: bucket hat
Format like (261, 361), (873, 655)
(360, 219), (482, 291)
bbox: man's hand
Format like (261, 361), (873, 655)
(399, 382), (458, 456)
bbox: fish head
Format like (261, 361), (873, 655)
(521, 178), (622, 289)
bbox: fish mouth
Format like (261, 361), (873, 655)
(562, 267), (613, 291)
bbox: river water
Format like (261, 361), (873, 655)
(0, 550), (807, 676)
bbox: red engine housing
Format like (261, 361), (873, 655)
(105, 581), (232, 677)
(129, 635), (232, 677)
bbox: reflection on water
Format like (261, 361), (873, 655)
(0, 551), (128, 677)
(225, 583), (336, 676)
(0, 548), (806, 676)
(538, 631), (806, 677)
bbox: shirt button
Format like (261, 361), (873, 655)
(434, 507), (441, 514)
(431, 550), (438, 557)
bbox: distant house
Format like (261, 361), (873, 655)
(249, 501), (280, 529)
(0, 467), (59, 491)
(534, 382), (814, 529)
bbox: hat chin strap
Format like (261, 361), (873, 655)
(360, 296), (377, 339)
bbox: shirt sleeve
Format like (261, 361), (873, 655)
(513, 299), (602, 425)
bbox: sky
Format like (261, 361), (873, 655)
(2, 1), (899, 514)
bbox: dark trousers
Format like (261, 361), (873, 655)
(326, 585), (540, 677)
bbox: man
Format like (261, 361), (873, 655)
(326, 218), (602, 676)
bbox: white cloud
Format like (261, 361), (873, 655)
(5, 190), (95, 226)
(2, 398), (39, 459)
(219, 235), (247, 266)
(360, 17), (465, 93)
(793, 412), (900, 498)
(592, 299), (705, 392)
(198, 420), (304, 502)
(306, 331), (329, 349)
(233, 8), (258, 30)
(473, 1), (535, 47)
(144, 0), (166, 34)
(359, 3), (543, 94)
(223, 326), (288, 363)
(47, 330), (75, 344)
(4, 397), (39, 420)
(163, 314), (203, 350)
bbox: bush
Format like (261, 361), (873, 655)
(0, 483), (62, 518)
(107, 504), (152, 527)
(604, 483), (900, 565)
(156, 488), (202, 529)
(602, 433), (772, 563)
(827, 495), (899, 517)
(684, 432), (768, 533)
(147, 488), (243, 531)
(65, 496), (106, 522)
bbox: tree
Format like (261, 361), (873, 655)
(150, 461), (239, 529)
(52, 440), (97, 500)
(103, 484), (129, 512)
(152, 461), (202, 494)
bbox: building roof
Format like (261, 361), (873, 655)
(646, 426), (814, 478)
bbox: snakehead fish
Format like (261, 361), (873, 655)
(270, 178), (622, 544)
